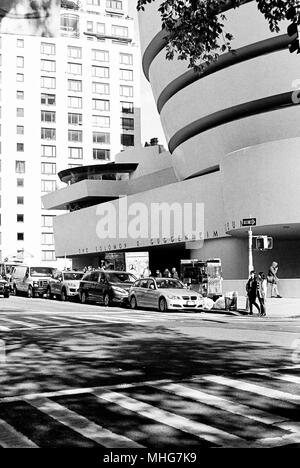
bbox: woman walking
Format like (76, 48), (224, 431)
(257, 272), (267, 316)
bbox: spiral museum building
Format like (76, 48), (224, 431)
(45, 0), (300, 296)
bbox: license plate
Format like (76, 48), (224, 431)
(187, 301), (195, 306)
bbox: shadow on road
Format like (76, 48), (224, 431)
(0, 323), (292, 399)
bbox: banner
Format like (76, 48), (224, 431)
(0, 0), (60, 37)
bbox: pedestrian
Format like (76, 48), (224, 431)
(267, 261), (282, 298)
(171, 267), (179, 279)
(257, 272), (267, 316)
(163, 268), (171, 278)
(155, 269), (162, 278)
(246, 271), (260, 315)
(142, 263), (151, 278)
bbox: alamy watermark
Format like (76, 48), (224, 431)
(95, 196), (205, 248)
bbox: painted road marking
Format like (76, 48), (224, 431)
(152, 382), (285, 426)
(25, 397), (144, 449)
(203, 375), (300, 404)
(92, 389), (248, 447)
(0, 317), (37, 329)
(0, 419), (38, 448)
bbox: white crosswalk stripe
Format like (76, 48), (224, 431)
(25, 397), (144, 448)
(0, 370), (299, 447)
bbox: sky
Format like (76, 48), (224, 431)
(128, 2), (168, 147)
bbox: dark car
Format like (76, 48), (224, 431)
(78, 270), (137, 306)
(0, 277), (10, 298)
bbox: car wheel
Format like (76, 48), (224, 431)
(46, 287), (53, 300)
(104, 293), (111, 307)
(81, 291), (87, 304)
(130, 296), (137, 309)
(27, 286), (33, 298)
(61, 289), (67, 302)
(159, 297), (168, 312)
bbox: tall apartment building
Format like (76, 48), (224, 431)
(0, 0), (141, 268)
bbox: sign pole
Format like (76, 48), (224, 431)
(248, 226), (254, 277)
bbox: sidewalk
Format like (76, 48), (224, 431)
(206, 298), (300, 318)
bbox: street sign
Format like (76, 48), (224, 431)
(242, 218), (256, 227)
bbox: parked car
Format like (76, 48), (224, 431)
(0, 276), (10, 298)
(79, 270), (137, 306)
(46, 270), (84, 301)
(11, 265), (56, 298)
(128, 277), (204, 312)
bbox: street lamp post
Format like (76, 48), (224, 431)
(248, 226), (254, 277)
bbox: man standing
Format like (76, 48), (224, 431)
(257, 272), (267, 316)
(268, 261), (282, 298)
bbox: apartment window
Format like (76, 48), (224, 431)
(120, 85), (133, 97)
(68, 147), (83, 159)
(41, 42), (56, 55)
(60, 14), (79, 36)
(92, 49), (109, 62)
(41, 76), (56, 89)
(92, 66), (109, 78)
(17, 178), (24, 187)
(67, 46), (82, 59)
(68, 113), (82, 126)
(92, 115), (110, 127)
(121, 134), (134, 147)
(97, 23), (105, 34)
(68, 130), (82, 142)
(68, 62), (82, 75)
(92, 82), (110, 95)
(68, 96), (82, 108)
(16, 56), (24, 68)
(41, 59), (56, 72)
(93, 148), (110, 160)
(17, 143), (24, 152)
(17, 233), (24, 241)
(41, 128), (56, 140)
(68, 79), (82, 92)
(42, 233), (54, 245)
(17, 196), (24, 205)
(17, 125), (24, 135)
(17, 214), (24, 223)
(112, 25), (128, 38)
(41, 110), (56, 123)
(120, 53), (133, 65)
(42, 215), (54, 227)
(87, 21), (93, 32)
(17, 39), (24, 48)
(16, 73), (24, 82)
(16, 161), (25, 173)
(41, 145), (56, 157)
(120, 69), (133, 81)
(17, 108), (24, 117)
(41, 93), (56, 105)
(93, 132), (110, 144)
(42, 251), (56, 261)
(41, 162), (56, 174)
(41, 180), (56, 193)
(121, 117), (134, 130)
(92, 99), (110, 111)
(121, 101), (134, 114)
(17, 90), (24, 100)
(106, 0), (123, 9)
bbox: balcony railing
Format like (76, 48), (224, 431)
(61, 0), (80, 10)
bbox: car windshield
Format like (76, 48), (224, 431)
(106, 273), (136, 284)
(63, 272), (84, 281)
(156, 279), (185, 289)
(30, 267), (54, 277)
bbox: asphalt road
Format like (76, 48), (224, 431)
(0, 296), (299, 448)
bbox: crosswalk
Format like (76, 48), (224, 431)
(0, 309), (207, 331)
(0, 367), (299, 448)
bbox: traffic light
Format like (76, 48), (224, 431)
(255, 236), (273, 251)
(287, 6), (300, 54)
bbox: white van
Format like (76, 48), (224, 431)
(11, 265), (56, 298)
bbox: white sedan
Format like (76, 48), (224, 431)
(128, 277), (204, 312)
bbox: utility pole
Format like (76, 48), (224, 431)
(248, 226), (253, 277)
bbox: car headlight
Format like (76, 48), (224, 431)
(112, 286), (128, 295)
(167, 295), (181, 300)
